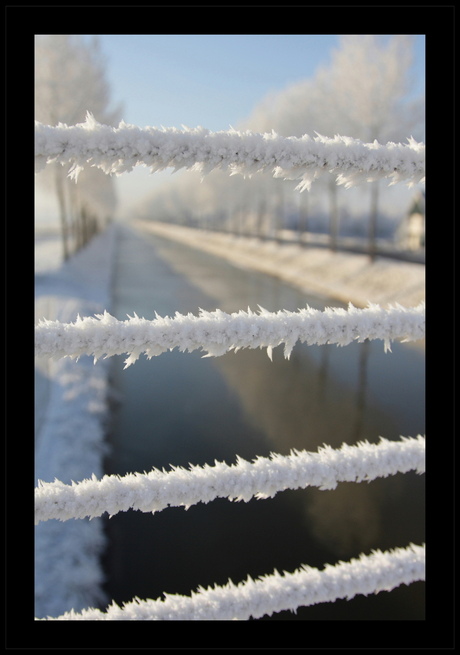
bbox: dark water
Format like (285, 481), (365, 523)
(102, 224), (425, 621)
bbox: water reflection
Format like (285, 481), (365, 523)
(206, 338), (417, 561)
(352, 338), (370, 441)
(210, 340), (392, 456)
(104, 226), (425, 620)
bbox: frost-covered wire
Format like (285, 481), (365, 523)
(35, 301), (425, 366)
(35, 435), (425, 525)
(35, 112), (425, 189)
(36, 543), (425, 620)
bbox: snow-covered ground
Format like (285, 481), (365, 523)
(34, 221), (425, 619)
(34, 226), (117, 619)
(133, 219), (425, 309)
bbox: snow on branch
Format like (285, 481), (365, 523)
(36, 543), (425, 620)
(35, 435), (425, 525)
(35, 302), (426, 366)
(35, 113), (425, 189)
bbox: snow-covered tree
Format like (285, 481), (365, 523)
(240, 74), (342, 246)
(35, 35), (121, 258)
(318, 35), (422, 143)
(315, 35), (424, 258)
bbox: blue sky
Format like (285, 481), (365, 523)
(98, 34), (425, 133)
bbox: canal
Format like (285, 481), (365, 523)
(102, 223), (425, 621)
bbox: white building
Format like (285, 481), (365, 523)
(395, 190), (425, 250)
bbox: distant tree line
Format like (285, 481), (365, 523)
(136, 35), (425, 260)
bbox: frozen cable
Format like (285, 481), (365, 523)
(36, 543), (426, 620)
(35, 113), (425, 189)
(35, 435), (425, 524)
(35, 301), (426, 366)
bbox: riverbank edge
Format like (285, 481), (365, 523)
(35, 224), (118, 619)
(131, 220), (425, 311)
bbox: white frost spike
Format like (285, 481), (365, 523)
(36, 543), (425, 620)
(35, 116), (425, 188)
(35, 302), (425, 364)
(35, 435), (425, 524)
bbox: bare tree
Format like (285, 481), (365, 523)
(35, 35), (121, 259)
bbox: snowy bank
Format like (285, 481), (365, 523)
(34, 225), (117, 619)
(132, 220), (425, 310)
